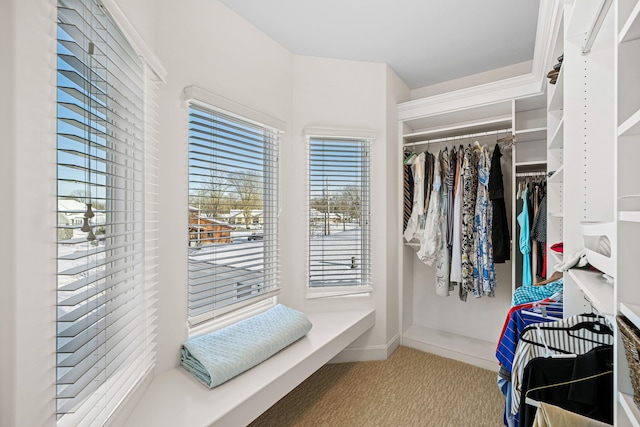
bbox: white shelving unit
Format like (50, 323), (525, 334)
(619, 392), (640, 427)
(515, 127), (547, 143)
(620, 211), (640, 222)
(567, 269), (615, 316)
(547, 164), (564, 183)
(548, 118), (564, 150)
(618, 0), (640, 424)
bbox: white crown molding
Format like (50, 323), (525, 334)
(101, 0), (168, 83)
(531, 0), (564, 84)
(398, 0), (562, 122)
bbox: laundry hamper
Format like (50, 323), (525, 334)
(618, 314), (640, 408)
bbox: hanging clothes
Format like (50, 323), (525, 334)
(423, 152), (435, 218)
(519, 345), (613, 427)
(532, 402), (612, 427)
(532, 190), (547, 279)
(403, 153), (414, 231)
(446, 147), (457, 251)
(403, 152), (425, 242)
(489, 144), (511, 263)
(450, 148), (463, 285)
(435, 149), (452, 296)
(510, 314), (614, 416)
(531, 185), (540, 283)
(460, 145), (479, 300)
(472, 145), (496, 297)
(418, 150), (442, 266)
(518, 186), (532, 286)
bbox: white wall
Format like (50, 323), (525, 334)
(385, 67), (410, 348)
(0, 1), (58, 426)
(0, 1), (17, 425)
(410, 60), (533, 100)
(285, 55), (397, 358)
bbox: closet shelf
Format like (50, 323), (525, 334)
(550, 251), (562, 264)
(547, 68), (564, 113)
(567, 269), (614, 316)
(620, 303), (640, 330)
(402, 115), (511, 144)
(548, 118), (564, 150)
(547, 164), (564, 183)
(515, 127), (547, 143)
(619, 107), (640, 137)
(619, 391), (640, 427)
(548, 211), (563, 218)
(620, 0), (640, 43)
(515, 160), (547, 168)
(620, 211), (640, 223)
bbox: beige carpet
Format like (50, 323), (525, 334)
(250, 346), (504, 427)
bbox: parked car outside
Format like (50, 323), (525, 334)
(248, 232), (263, 241)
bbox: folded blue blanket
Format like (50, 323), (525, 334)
(180, 304), (313, 388)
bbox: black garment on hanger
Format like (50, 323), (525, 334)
(519, 345), (613, 427)
(488, 144), (510, 263)
(403, 154), (414, 230)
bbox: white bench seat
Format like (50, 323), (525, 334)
(124, 309), (375, 427)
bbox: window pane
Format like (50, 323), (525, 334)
(308, 137), (371, 288)
(188, 105), (279, 323)
(56, 0), (155, 424)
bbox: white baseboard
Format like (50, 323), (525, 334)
(329, 332), (401, 363)
(401, 324), (497, 371)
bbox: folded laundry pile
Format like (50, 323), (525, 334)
(181, 304), (313, 388)
(547, 54), (563, 85)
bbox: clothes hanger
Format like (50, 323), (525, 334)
(519, 315), (613, 353)
(524, 368), (614, 408)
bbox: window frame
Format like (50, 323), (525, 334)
(304, 128), (374, 299)
(185, 87), (285, 327)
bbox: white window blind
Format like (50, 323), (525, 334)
(188, 103), (280, 325)
(308, 137), (371, 289)
(56, 0), (157, 424)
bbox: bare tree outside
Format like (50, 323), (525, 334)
(189, 172), (229, 219)
(227, 170), (263, 228)
(337, 185), (362, 225)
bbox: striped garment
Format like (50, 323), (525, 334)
(510, 314), (613, 415)
(495, 302), (563, 373)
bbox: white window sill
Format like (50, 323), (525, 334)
(305, 285), (374, 300)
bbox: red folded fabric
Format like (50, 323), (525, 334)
(550, 242), (563, 253)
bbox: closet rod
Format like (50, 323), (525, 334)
(403, 128), (512, 148)
(515, 171), (547, 178)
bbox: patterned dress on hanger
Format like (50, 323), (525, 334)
(460, 146), (478, 299)
(403, 152), (425, 242)
(418, 150), (441, 266)
(435, 148), (452, 296)
(472, 147), (496, 297)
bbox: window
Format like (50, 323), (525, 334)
(56, 0), (157, 424)
(187, 102), (280, 325)
(308, 136), (371, 292)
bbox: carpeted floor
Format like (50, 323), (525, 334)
(250, 346), (504, 427)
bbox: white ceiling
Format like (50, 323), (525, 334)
(220, 0), (541, 89)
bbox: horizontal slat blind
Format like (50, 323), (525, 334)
(308, 137), (371, 288)
(188, 104), (280, 325)
(56, 0), (156, 425)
